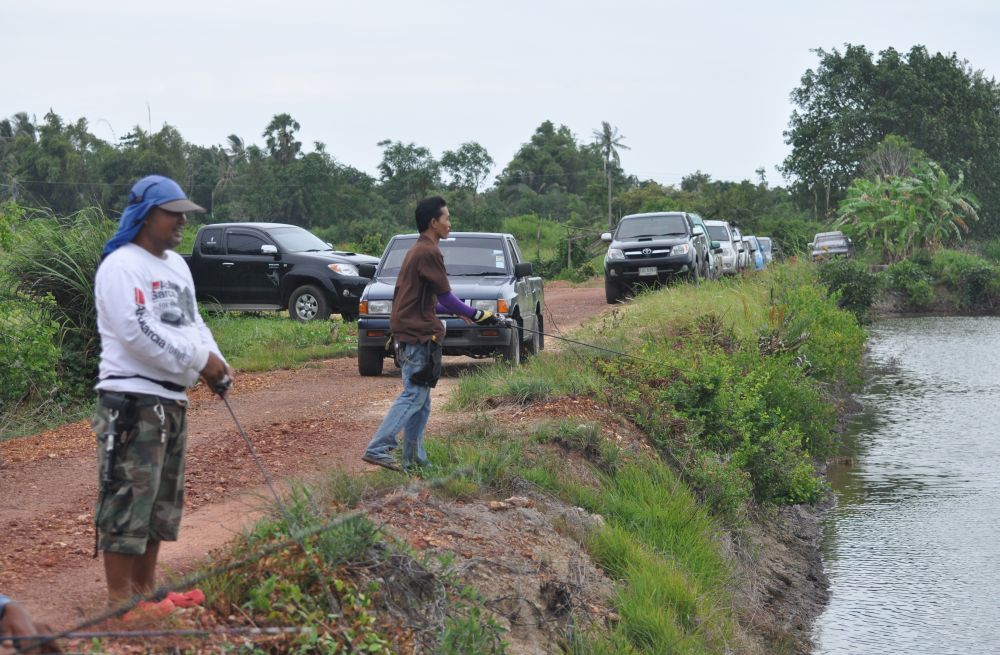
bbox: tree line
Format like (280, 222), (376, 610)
(3, 42), (999, 259)
(0, 112), (815, 261)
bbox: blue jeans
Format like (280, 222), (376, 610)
(363, 341), (432, 465)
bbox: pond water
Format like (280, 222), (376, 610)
(813, 316), (1000, 654)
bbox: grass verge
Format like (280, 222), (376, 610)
(203, 312), (358, 372)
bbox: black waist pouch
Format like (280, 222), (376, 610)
(410, 340), (443, 388)
(98, 391), (140, 436)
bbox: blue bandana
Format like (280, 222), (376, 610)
(102, 175), (203, 258)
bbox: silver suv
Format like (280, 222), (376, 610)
(705, 220), (741, 276)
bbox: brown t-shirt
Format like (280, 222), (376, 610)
(389, 233), (451, 343)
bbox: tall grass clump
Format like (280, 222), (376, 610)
(0, 205), (114, 399)
(0, 296), (61, 417)
(449, 354), (603, 410)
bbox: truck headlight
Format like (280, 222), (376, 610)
(606, 248), (624, 261)
(328, 263), (359, 276)
(471, 299), (498, 313)
(367, 300), (393, 315)
(671, 243), (690, 256)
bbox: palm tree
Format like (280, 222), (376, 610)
(263, 114), (301, 165)
(593, 121), (630, 229)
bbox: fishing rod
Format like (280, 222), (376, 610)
(213, 378), (341, 613)
(499, 317), (664, 367)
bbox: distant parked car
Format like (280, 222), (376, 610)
(757, 237), (775, 264)
(730, 225), (750, 271)
(809, 231), (853, 261)
(687, 213), (721, 279)
(705, 220), (740, 276)
(744, 235), (765, 270)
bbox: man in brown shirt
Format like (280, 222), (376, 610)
(362, 197), (498, 471)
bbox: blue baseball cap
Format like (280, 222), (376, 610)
(127, 175), (205, 214)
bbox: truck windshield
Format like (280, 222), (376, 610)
(707, 225), (730, 241)
(615, 215), (687, 239)
(380, 236), (508, 276)
(269, 227), (331, 253)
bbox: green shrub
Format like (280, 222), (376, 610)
(733, 425), (824, 504)
(886, 259), (935, 307)
(439, 606), (509, 655)
(979, 238), (1000, 264)
(817, 258), (881, 321)
(686, 452), (751, 522)
(930, 249), (998, 307)
(769, 268), (866, 386)
(0, 296), (61, 411)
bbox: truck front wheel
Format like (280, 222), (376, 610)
(289, 285), (330, 321)
(687, 262), (700, 285)
(358, 346), (385, 376)
(605, 279), (623, 304)
(498, 323), (522, 366)
(525, 312), (542, 356)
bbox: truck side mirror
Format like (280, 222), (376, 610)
(711, 241), (723, 254)
(692, 225), (704, 236)
(357, 263), (377, 279)
(600, 232), (613, 243)
(514, 262), (533, 278)
(260, 244), (278, 256)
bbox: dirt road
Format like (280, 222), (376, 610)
(0, 281), (608, 627)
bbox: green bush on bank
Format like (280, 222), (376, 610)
(817, 258), (882, 321)
(930, 249), (998, 307)
(885, 259), (935, 307)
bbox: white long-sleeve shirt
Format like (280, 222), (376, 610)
(94, 243), (224, 401)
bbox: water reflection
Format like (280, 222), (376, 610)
(813, 317), (1000, 654)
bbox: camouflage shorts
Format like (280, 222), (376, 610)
(93, 396), (188, 555)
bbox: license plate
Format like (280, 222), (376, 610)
(639, 266), (657, 276)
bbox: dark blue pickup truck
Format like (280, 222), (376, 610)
(356, 232), (545, 376)
(181, 222), (378, 321)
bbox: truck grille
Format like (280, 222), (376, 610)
(624, 247), (672, 258)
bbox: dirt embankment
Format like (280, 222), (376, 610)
(0, 280), (831, 653)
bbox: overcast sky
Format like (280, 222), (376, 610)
(5, 0), (999, 188)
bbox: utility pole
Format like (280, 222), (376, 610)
(566, 227), (572, 269)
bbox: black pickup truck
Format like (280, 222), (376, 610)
(356, 232), (545, 376)
(182, 223), (378, 321)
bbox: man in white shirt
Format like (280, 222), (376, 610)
(93, 175), (232, 605)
